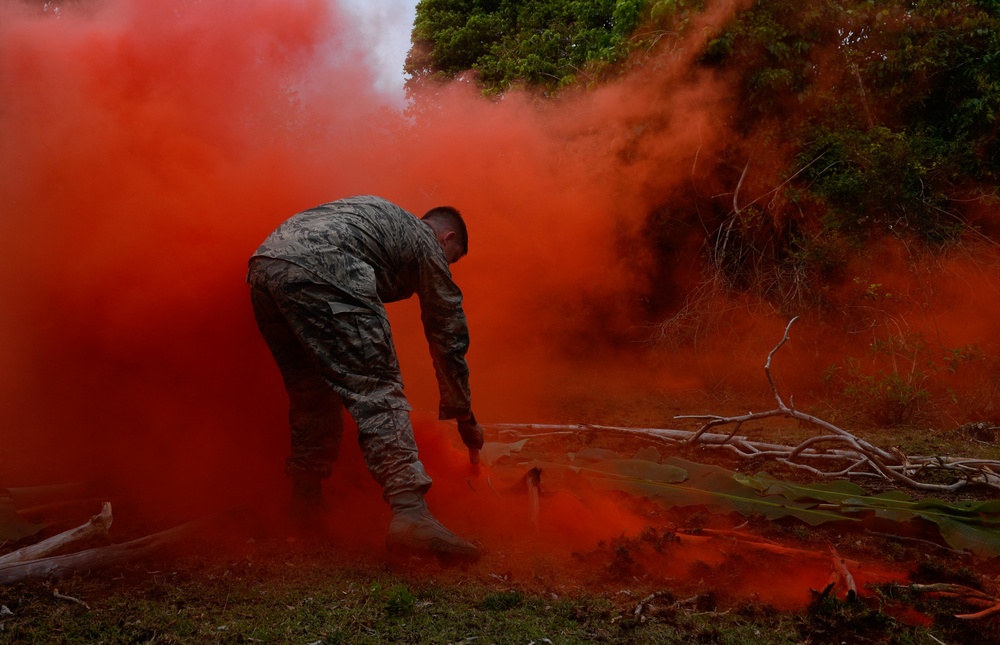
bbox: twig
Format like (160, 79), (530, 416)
(733, 158), (751, 218)
(905, 583), (1000, 620)
(634, 591), (672, 618)
(676, 528), (780, 545)
(488, 416), (1000, 493)
(765, 316), (799, 409)
(677, 530), (861, 567)
(907, 583), (994, 601)
(52, 588), (89, 609)
(956, 603), (1000, 620)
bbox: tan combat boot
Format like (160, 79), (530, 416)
(385, 491), (481, 562)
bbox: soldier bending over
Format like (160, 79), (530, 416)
(247, 195), (484, 560)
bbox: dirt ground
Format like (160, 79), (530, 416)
(3, 393), (1000, 643)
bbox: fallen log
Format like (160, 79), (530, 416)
(0, 502), (113, 567)
(0, 519), (199, 585)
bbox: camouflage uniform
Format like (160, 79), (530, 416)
(247, 195), (473, 499)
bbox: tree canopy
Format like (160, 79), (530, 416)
(407, 0), (1000, 312)
(406, 0), (647, 91)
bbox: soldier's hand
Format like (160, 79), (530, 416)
(457, 413), (484, 450)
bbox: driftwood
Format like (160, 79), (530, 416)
(490, 318), (1000, 493)
(0, 502), (113, 567)
(0, 518), (199, 585)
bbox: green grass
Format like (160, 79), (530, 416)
(0, 536), (977, 645)
(1, 576), (802, 644)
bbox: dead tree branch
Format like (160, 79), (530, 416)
(493, 419), (1000, 492)
(491, 319), (1000, 493)
(0, 502), (113, 567)
(0, 519), (199, 585)
(677, 318), (995, 491)
(633, 591), (673, 619)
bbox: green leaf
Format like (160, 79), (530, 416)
(731, 473), (1000, 556)
(935, 517), (1000, 558)
(574, 459), (689, 484)
(497, 450), (1000, 556)
(734, 472), (869, 502)
(542, 457), (858, 526)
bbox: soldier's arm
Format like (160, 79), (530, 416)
(416, 254), (473, 420)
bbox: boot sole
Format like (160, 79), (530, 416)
(385, 534), (481, 563)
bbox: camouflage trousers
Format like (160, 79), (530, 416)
(247, 257), (432, 499)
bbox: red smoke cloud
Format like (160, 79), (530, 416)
(0, 1), (995, 599)
(0, 0), (741, 500)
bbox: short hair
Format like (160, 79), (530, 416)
(422, 206), (469, 255)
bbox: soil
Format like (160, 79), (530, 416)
(4, 392), (1000, 643)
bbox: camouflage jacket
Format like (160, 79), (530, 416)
(252, 195), (472, 420)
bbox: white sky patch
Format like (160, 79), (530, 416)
(336, 0), (419, 106)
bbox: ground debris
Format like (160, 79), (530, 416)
(52, 587), (89, 609)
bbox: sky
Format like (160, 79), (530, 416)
(337, 0), (418, 104)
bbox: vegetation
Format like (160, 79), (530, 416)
(406, 0), (1000, 298)
(407, 0), (1000, 427)
(406, 0), (648, 91)
(8, 3), (1000, 643)
(3, 524), (996, 644)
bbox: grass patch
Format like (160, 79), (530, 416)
(0, 539), (800, 644)
(0, 536), (984, 644)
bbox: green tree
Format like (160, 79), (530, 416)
(407, 0), (1000, 314)
(406, 0), (647, 92)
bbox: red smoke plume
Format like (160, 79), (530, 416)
(0, 0), (989, 603)
(0, 0), (746, 507)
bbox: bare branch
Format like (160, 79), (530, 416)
(489, 316), (1000, 492)
(0, 519), (199, 585)
(0, 502), (113, 567)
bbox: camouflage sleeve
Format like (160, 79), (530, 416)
(417, 253), (473, 420)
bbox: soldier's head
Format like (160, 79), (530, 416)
(423, 206), (468, 264)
